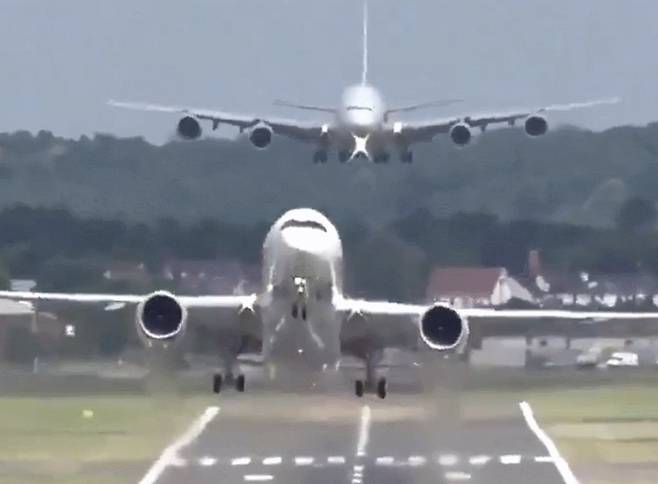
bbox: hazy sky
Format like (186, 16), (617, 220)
(2, 0), (658, 143)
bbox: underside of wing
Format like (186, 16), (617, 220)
(108, 100), (327, 143)
(336, 298), (469, 353)
(393, 97), (619, 145)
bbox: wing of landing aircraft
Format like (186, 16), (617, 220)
(335, 297), (658, 355)
(0, 290), (261, 344)
(395, 97), (620, 144)
(108, 100), (327, 143)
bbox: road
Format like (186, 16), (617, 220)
(142, 375), (572, 484)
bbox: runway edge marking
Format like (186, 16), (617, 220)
(519, 401), (579, 484)
(138, 405), (220, 484)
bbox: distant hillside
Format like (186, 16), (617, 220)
(1, 123), (657, 226)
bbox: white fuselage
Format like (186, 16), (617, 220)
(259, 208), (345, 372)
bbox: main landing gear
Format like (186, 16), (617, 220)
(212, 372), (246, 394)
(354, 377), (387, 399)
(354, 353), (387, 399)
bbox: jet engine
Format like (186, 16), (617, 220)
(419, 303), (469, 351)
(177, 116), (202, 140)
(524, 115), (548, 137)
(449, 123), (472, 146)
(135, 291), (187, 346)
(249, 123), (273, 149)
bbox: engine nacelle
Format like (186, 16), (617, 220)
(524, 115), (548, 137)
(249, 123), (273, 149)
(449, 123), (472, 146)
(177, 116), (202, 140)
(419, 303), (469, 351)
(135, 291), (187, 346)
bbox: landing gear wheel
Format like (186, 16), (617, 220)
(376, 377), (387, 399)
(301, 306), (307, 321)
(235, 374), (246, 393)
(401, 151), (413, 163)
(338, 151), (350, 163)
(292, 304), (298, 319)
(355, 379), (365, 397)
(212, 373), (223, 394)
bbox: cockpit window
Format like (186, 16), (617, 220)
(346, 105), (373, 112)
(281, 220), (327, 232)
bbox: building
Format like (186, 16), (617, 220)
(162, 259), (259, 294)
(426, 267), (535, 307)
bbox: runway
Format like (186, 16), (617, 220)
(143, 387), (573, 484)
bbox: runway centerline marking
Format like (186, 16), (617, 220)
(351, 405), (371, 484)
(520, 401), (580, 484)
(356, 405), (371, 457)
(138, 405), (220, 484)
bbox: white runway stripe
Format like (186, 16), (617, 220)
(356, 405), (371, 457)
(468, 455), (490, 466)
(438, 454), (459, 466)
(198, 456), (217, 467)
(520, 401), (580, 484)
(327, 456), (346, 464)
(500, 454), (521, 464)
(294, 456), (314, 466)
(535, 456), (554, 463)
(262, 456), (282, 465)
(138, 406), (220, 484)
(231, 457), (252, 466)
(376, 456), (395, 466)
(445, 471), (472, 481)
(408, 455), (427, 466)
(244, 475), (273, 482)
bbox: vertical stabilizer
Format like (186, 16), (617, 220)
(361, 0), (368, 85)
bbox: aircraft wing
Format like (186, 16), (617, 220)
(397, 97), (620, 143)
(0, 290), (256, 308)
(0, 290), (261, 339)
(108, 100), (326, 142)
(336, 297), (658, 353)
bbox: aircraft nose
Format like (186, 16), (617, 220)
(281, 227), (331, 256)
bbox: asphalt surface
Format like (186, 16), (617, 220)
(147, 373), (569, 484)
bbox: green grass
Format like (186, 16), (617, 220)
(519, 385), (658, 483)
(0, 394), (212, 484)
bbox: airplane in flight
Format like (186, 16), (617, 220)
(108, 2), (619, 164)
(2, 208), (658, 398)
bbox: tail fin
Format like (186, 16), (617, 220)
(361, 0), (368, 85)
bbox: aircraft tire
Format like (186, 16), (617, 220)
(376, 377), (387, 399)
(212, 374), (223, 394)
(235, 374), (246, 393)
(355, 380), (365, 397)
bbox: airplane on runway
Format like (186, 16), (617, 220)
(108, 1), (619, 164)
(2, 208), (658, 398)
